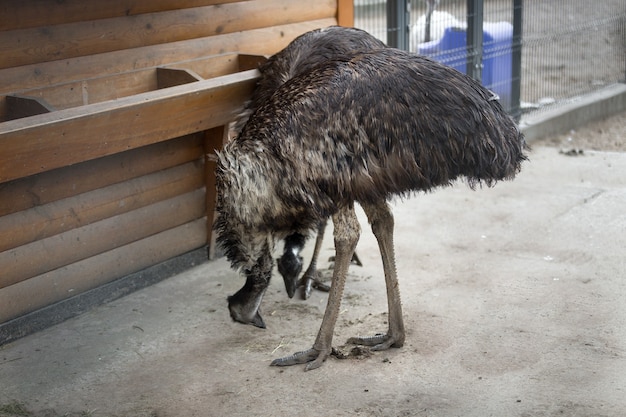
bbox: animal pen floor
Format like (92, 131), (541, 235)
(1, 112), (626, 417)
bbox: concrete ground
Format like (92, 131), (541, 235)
(1, 116), (626, 416)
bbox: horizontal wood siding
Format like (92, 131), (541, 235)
(0, 0), (351, 328)
(0, 219), (208, 324)
(0, 134), (204, 216)
(0, 0), (336, 70)
(0, 0), (243, 31)
(0, 160), (205, 255)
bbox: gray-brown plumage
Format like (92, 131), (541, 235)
(216, 47), (527, 370)
(234, 26), (386, 300)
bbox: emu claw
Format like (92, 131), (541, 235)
(312, 280), (331, 292)
(297, 272), (330, 299)
(295, 252), (361, 299)
(347, 333), (404, 351)
(270, 347), (329, 371)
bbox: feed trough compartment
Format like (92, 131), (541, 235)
(418, 22), (514, 110)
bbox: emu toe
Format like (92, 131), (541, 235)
(297, 269), (330, 299)
(347, 332), (405, 351)
(270, 347), (329, 371)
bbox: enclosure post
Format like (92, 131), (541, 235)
(511, 0), (523, 121)
(387, 0), (409, 50)
(466, 0), (484, 82)
(337, 0), (354, 27)
(204, 125), (229, 260)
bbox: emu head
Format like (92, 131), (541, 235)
(214, 149), (276, 328)
(225, 238), (274, 329)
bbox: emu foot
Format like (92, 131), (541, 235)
(297, 270), (330, 300)
(270, 347), (330, 371)
(347, 333), (404, 351)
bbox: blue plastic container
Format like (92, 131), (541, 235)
(418, 22), (513, 110)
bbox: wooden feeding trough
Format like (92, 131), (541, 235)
(0, 0), (354, 342)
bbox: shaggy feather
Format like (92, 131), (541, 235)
(234, 26), (387, 134)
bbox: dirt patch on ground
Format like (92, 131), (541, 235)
(536, 111), (626, 152)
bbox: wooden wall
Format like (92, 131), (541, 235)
(0, 0), (353, 333)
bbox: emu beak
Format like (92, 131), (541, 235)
(277, 254), (303, 298)
(227, 275), (269, 328)
(250, 311), (266, 329)
(227, 294), (267, 329)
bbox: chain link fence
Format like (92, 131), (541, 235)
(354, 0), (626, 117)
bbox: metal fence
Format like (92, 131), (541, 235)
(354, 0), (626, 118)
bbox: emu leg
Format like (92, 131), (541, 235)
(347, 201), (405, 350)
(271, 206), (360, 370)
(299, 221), (363, 299)
(298, 220), (330, 299)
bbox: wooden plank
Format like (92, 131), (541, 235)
(203, 125), (229, 259)
(0, 69), (258, 184)
(0, 0), (243, 32)
(5, 95), (55, 121)
(0, 218), (207, 324)
(0, 19), (335, 93)
(0, 133), (203, 216)
(0, 189), (205, 289)
(0, 161), (204, 252)
(0, 0), (336, 70)
(337, 0), (355, 27)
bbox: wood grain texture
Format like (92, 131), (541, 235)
(0, 189), (205, 289)
(0, 19), (334, 94)
(0, 161), (204, 252)
(0, 0), (336, 70)
(0, 134), (203, 217)
(0, 0), (242, 32)
(0, 218), (207, 324)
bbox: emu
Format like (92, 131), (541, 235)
(215, 48), (527, 370)
(234, 26), (386, 301)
